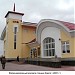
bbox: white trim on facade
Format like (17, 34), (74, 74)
(41, 27), (61, 58)
(6, 13), (22, 20)
(13, 25), (18, 32)
(37, 19), (70, 32)
(36, 19), (71, 44)
(69, 30), (75, 32)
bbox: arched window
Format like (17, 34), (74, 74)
(43, 37), (55, 56)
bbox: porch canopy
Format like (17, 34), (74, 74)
(25, 38), (40, 48)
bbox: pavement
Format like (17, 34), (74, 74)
(0, 61), (75, 71)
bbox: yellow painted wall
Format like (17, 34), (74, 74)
(22, 44), (30, 58)
(4, 18), (75, 59)
(5, 19), (23, 58)
(4, 19), (36, 59)
(61, 30), (75, 58)
(22, 26), (36, 58)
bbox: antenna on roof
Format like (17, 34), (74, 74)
(13, 3), (15, 12)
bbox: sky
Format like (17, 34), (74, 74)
(0, 0), (75, 35)
(0, 0), (75, 55)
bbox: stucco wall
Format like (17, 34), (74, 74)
(37, 20), (75, 59)
(41, 27), (61, 58)
(4, 19), (22, 58)
(61, 30), (75, 58)
(22, 26), (36, 58)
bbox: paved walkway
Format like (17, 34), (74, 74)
(0, 62), (75, 71)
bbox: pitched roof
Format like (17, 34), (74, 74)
(22, 20), (75, 30)
(59, 21), (75, 30)
(21, 22), (37, 27)
(25, 38), (36, 44)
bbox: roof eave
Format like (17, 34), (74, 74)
(5, 11), (24, 18)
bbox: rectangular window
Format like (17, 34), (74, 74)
(13, 26), (18, 49)
(14, 27), (17, 34)
(14, 35), (16, 41)
(14, 34), (16, 49)
(13, 25), (18, 33)
(14, 42), (16, 49)
(62, 41), (70, 53)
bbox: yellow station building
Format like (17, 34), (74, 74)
(1, 6), (75, 67)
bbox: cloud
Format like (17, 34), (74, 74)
(22, 0), (74, 23)
(0, 0), (74, 35)
(56, 0), (74, 10)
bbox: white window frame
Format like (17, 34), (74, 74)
(13, 25), (18, 32)
(62, 41), (70, 53)
(43, 37), (55, 56)
(13, 25), (18, 49)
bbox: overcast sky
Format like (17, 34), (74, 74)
(0, 0), (75, 36)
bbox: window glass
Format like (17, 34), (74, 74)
(44, 50), (47, 56)
(14, 35), (16, 41)
(14, 42), (16, 49)
(14, 27), (17, 49)
(52, 39), (54, 42)
(49, 44), (51, 48)
(66, 41), (69, 44)
(46, 39), (48, 43)
(46, 44), (48, 49)
(62, 41), (70, 53)
(66, 45), (69, 50)
(46, 50), (48, 56)
(49, 49), (51, 56)
(52, 43), (55, 48)
(43, 37), (55, 56)
(52, 49), (55, 56)
(14, 27), (17, 34)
